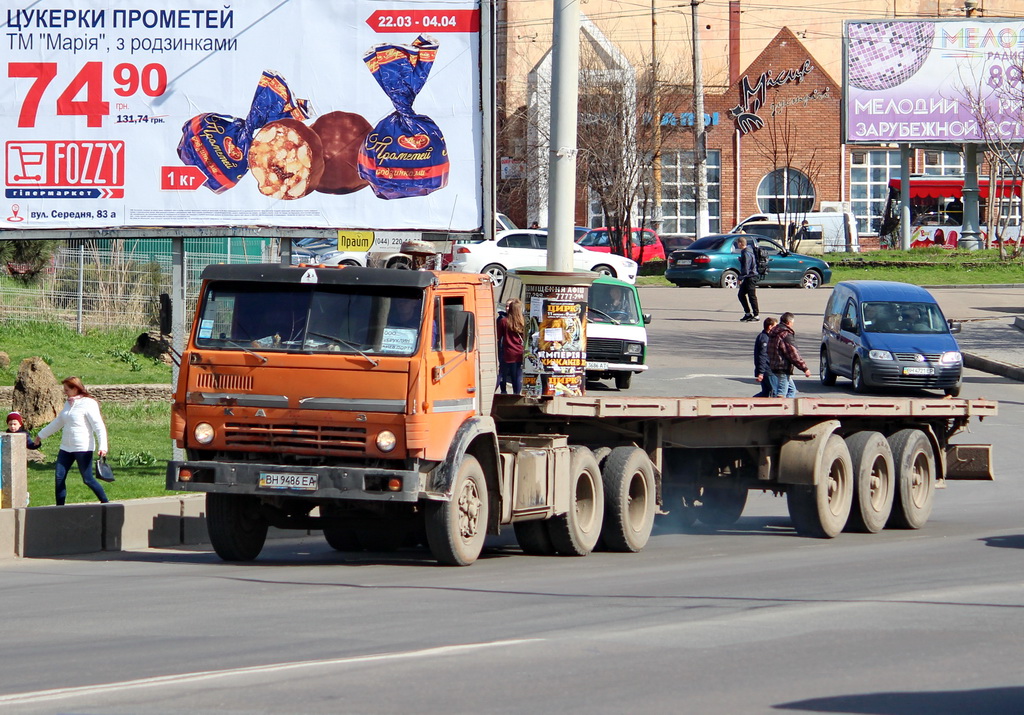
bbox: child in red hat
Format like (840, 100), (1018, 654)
(6, 411), (41, 450)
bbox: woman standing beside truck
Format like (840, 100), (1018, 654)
(496, 298), (526, 394)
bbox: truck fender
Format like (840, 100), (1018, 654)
(776, 419), (842, 486)
(427, 415), (501, 504)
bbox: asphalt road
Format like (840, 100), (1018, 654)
(1, 285), (1022, 715)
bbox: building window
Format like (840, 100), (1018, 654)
(755, 168), (815, 214)
(850, 149), (900, 235)
(657, 150), (721, 238)
(923, 150), (964, 176)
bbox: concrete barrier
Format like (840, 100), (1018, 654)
(20, 503), (104, 558)
(104, 498), (187, 551)
(0, 509), (16, 560)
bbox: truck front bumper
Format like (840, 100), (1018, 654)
(166, 460), (422, 503)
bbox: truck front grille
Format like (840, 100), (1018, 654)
(197, 373), (254, 391)
(224, 422), (367, 457)
(587, 337), (624, 361)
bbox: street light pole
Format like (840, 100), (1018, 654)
(651, 0), (662, 233)
(691, 0), (710, 238)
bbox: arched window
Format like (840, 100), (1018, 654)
(756, 168), (815, 214)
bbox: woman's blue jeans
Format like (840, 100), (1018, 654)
(55, 449), (108, 505)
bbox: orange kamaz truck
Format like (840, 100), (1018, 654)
(167, 263), (996, 566)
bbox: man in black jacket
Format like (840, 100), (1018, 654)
(736, 236), (760, 322)
(753, 316), (778, 397)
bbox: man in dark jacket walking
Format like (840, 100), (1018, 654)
(736, 236), (759, 322)
(754, 316), (778, 397)
(767, 312), (811, 397)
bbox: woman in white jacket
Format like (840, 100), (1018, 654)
(37, 377), (110, 505)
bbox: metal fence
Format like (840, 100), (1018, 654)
(0, 239), (276, 331)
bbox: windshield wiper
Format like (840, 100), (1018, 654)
(588, 307), (620, 325)
(225, 341), (268, 364)
(307, 331), (379, 367)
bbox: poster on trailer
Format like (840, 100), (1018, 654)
(522, 283), (588, 398)
(1, 0), (484, 230)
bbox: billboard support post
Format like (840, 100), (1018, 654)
(960, 144), (983, 250)
(900, 146), (912, 251)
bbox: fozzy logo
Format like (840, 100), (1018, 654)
(5, 141), (125, 198)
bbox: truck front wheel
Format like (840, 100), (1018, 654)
(787, 433), (853, 538)
(206, 493), (268, 561)
(425, 455), (488, 566)
(600, 447), (655, 552)
(549, 447), (604, 556)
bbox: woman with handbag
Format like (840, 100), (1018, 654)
(36, 376), (111, 505)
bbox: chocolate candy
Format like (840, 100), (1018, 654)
(178, 71), (310, 194)
(248, 118), (325, 200)
(311, 111), (372, 195)
(358, 35), (449, 200)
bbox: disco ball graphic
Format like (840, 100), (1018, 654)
(848, 22), (935, 91)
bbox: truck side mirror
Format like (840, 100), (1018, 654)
(643, 313), (652, 325)
(452, 311), (475, 351)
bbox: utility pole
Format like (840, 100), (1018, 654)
(691, 0), (710, 238)
(546, 0), (580, 271)
(651, 0), (662, 232)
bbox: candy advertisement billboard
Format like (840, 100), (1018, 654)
(843, 19), (1024, 144)
(1, 1), (484, 230)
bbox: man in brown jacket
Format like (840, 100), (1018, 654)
(767, 312), (811, 397)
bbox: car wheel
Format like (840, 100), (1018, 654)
(593, 264), (616, 278)
(341, 259), (360, 267)
(481, 263), (507, 287)
(720, 269), (739, 289)
(820, 347), (837, 386)
(852, 358), (867, 393)
(945, 383), (962, 397)
(800, 270), (822, 289)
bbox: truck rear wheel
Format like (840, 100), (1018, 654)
(844, 431), (894, 533)
(425, 455), (488, 566)
(206, 493), (268, 561)
(600, 447), (655, 552)
(514, 520), (556, 555)
(886, 429), (935, 530)
(787, 433), (853, 538)
(548, 447), (604, 556)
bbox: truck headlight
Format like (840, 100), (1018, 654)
(194, 422), (215, 444)
(940, 351), (962, 364)
(376, 430), (397, 452)
(868, 350), (893, 361)
(624, 342), (643, 355)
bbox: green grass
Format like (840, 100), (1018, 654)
(0, 320), (172, 386)
(26, 401), (173, 506)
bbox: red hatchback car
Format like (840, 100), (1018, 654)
(577, 228), (666, 264)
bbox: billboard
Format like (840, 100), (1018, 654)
(1, 1), (484, 230)
(843, 19), (1024, 144)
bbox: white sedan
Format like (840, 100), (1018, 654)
(446, 229), (638, 286)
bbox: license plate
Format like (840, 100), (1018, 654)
(676, 259), (691, 265)
(903, 366), (934, 376)
(587, 361), (609, 370)
(259, 472), (318, 490)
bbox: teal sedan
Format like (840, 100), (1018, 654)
(664, 233), (832, 289)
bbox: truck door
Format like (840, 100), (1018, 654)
(423, 293), (479, 451)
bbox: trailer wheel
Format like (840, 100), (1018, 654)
(696, 484), (749, 528)
(548, 447), (604, 556)
(514, 520), (556, 555)
(787, 433), (853, 538)
(844, 431), (895, 533)
(600, 447), (656, 552)
(206, 493), (268, 561)
(886, 429), (936, 530)
(425, 455), (488, 566)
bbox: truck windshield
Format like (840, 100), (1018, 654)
(588, 283), (639, 324)
(862, 301), (947, 334)
(194, 283), (425, 356)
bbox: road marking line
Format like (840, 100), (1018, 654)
(0, 639), (540, 705)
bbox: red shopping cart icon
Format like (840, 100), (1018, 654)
(6, 142), (47, 185)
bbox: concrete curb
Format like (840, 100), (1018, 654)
(963, 352), (1024, 383)
(0, 494), (307, 559)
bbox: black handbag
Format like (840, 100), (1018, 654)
(96, 456), (115, 483)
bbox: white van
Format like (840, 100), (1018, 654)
(733, 211), (859, 254)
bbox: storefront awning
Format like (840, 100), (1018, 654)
(887, 176), (1024, 200)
